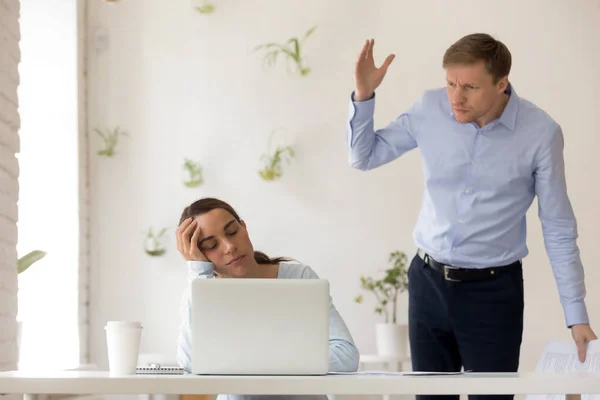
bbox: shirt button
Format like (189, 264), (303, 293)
(458, 219), (464, 224)
(465, 188), (472, 194)
(471, 160), (476, 165)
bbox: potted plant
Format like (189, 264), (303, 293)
(258, 131), (295, 181)
(355, 250), (409, 357)
(253, 25), (317, 77)
(17, 250), (47, 347)
(193, 0), (215, 14)
(144, 227), (167, 257)
(94, 126), (128, 157)
(182, 158), (204, 188)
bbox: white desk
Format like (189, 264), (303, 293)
(359, 355), (412, 400)
(0, 371), (599, 399)
(360, 354), (411, 371)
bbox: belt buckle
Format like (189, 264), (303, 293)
(444, 266), (460, 282)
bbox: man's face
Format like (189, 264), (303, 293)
(445, 60), (508, 125)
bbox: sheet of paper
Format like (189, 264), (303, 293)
(328, 370), (465, 376)
(328, 370), (405, 376)
(401, 371), (465, 376)
(527, 340), (600, 400)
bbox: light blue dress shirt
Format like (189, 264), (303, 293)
(346, 84), (588, 327)
(177, 261), (360, 400)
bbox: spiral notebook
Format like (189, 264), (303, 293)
(136, 363), (185, 375)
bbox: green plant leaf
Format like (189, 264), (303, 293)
(18, 250), (47, 274)
(258, 133), (294, 181)
(94, 128), (107, 142)
(184, 180), (203, 188)
(304, 25), (317, 40)
(286, 38), (300, 58)
(279, 46), (299, 62)
(354, 250), (410, 322)
(144, 227), (167, 257)
(183, 158), (203, 187)
(254, 26), (315, 77)
(95, 126), (128, 157)
(254, 43), (279, 52)
(195, 0), (215, 14)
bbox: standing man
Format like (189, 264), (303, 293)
(346, 33), (597, 400)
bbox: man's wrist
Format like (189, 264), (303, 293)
(569, 323), (590, 328)
(353, 91), (374, 102)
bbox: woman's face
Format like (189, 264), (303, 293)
(194, 208), (255, 278)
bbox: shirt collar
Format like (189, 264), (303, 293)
(498, 82), (518, 131)
(445, 82), (520, 131)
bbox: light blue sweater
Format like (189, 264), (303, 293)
(176, 261), (360, 400)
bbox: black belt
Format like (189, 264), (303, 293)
(417, 249), (521, 282)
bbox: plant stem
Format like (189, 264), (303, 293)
(392, 287), (399, 324)
(372, 289), (389, 323)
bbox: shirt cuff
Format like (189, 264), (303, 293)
(347, 91), (377, 148)
(349, 91), (376, 120)
(187, 260), (214, 279)
(564, 301), (589, 327)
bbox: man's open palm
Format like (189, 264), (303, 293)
(354, 39), (395, 101)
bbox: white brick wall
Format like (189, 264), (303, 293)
(0, 0), (21, 372)
(77, 0), (90, 365)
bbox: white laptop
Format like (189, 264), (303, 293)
(191, 278), (330, 375)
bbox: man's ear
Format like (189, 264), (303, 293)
(497, 76), (509, 93)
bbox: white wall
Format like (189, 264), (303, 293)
(0, 0), (20, 378)
(87, 0), (600, 374)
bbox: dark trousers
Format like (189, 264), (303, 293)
(408, 253), (524, 400)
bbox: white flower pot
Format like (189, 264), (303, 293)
(375, 323), (408, 357)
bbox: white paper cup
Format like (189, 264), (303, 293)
(105, 321), (143, 376)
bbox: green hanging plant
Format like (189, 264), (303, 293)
(18, 250), (47, 274)
(94, 126), (128, 157)
(258, 131), (295, 181)
(254, 25), (317, 77)
(195, 0), (215, 14)
(144, 227), (167, 257)
(182, 158), (203, 188)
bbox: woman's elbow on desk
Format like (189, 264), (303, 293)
(329, 339), (360, 372)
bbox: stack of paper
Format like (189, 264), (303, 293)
(527, 340), (599, 400)
(328, 370), (466, 376)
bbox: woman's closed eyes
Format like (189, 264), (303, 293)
(201, 228), (239, 251)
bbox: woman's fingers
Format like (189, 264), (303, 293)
(176, 220), (188, 253)
(177, 218), (194, 254)
(190, 223), (202, 257)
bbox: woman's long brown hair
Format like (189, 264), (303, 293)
(179, 197), (291, 265)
